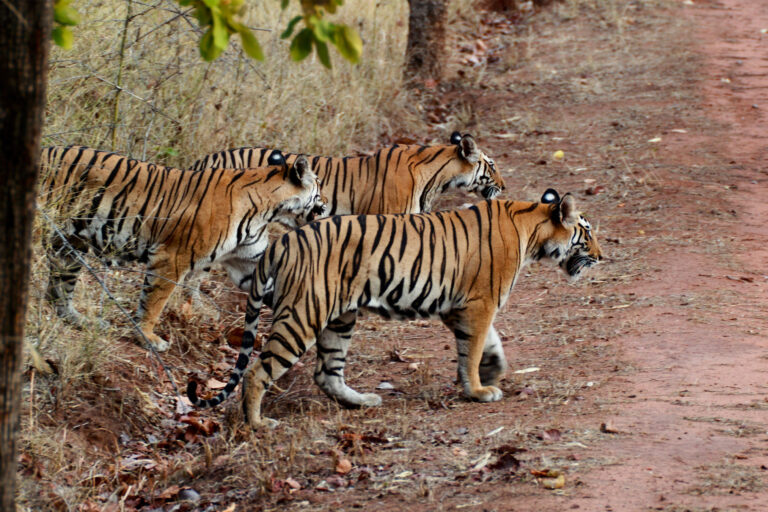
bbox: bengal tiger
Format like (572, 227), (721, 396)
(190, 132), (506, 216)
(187, 189), (603, 428)
(39, 145), (326, 351)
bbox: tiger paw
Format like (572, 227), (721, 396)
(143, 333), (170, 352)
(249, 417), (280, 430)
(359, 393), (382, 407)
(470, 385), (503, 402)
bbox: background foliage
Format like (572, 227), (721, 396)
(44, 0), (414, 168)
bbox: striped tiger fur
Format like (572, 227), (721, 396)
(190, 132), (506, 216)
(187, 189), (603, 428)
(39, 145), (326, 351)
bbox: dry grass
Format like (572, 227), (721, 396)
(45, 0), (417, 166)
(688, 459), (767, 496)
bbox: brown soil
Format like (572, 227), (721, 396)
(19, 0), (768, 510)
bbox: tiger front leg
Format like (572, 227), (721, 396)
(243, 322), (317, 429)
(137, 261), (186, 351)
(314, 312), (382, 408)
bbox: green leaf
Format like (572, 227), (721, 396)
(289, 28), (313, 62)
(239, 27), (264, 60)
(199, 28), (224, 61)
(54, 5), (80, 26)
(281, 0), (289, 8)
(315, 39), (331, 68)
(333, 25), (362, 64)
(211, 11), (229, 50)
(158, 147), (179, 157)
(280, 15), (303, 40)
(193, 5), (212, 26)
(201, 0), (219, 8)
(311, 17), (334, 43)
(52, 26), (73, 49)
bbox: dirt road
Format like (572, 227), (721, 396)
(501, 0), (768, 509)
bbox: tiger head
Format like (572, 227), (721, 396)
(267, 152), (328, 227)
(448, 132), (506, 200)
(533, 188), (603, 280)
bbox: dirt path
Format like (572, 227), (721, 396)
(510, 0), (768, 509)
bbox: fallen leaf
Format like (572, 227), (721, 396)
(452, 447), (469, 457)
(206, 377), (227, 390)
(157, 484), (180, 500)
(541, 474), (566, 489)
(585, 185), (605, 196)
(531, 468), (560, 478)
(226, 327), (245, 348)
(377, 381), (395, 390)
(335, 458), (352, 474)
(541, 428), (562, 441)
(284, 477), (301, 490)
(600, 420), (621, 434)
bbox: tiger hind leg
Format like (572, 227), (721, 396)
(243, 318), (317, 429)
(137, 258), (187, 351)
(45, 234), (88, 326)
(314, 312), (382, 408)
(479, 326), (507, 387)
(443, 307), (503, 403)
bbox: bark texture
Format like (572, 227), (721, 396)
(0, 2), (52, 509)
(406, 0), (446, 80)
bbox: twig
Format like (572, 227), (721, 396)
(39, 211), (183, 404)
(93, 75), (181, 125)
(112, 0), (134, 150)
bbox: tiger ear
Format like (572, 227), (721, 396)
(289, 155), (314, 188)
(268, 150), (285, 167)
(458, 134), (480, 164)
(450, 131), (462, 145)
(541, 188), (560, 204)
(559, 193), (578, 226)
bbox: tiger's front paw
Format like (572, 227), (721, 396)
(359, 393), (382, 407)
(469, 385), (503, 402)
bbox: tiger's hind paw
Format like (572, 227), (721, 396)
(143, 333), (170, 352)
(249, 417), (279, 431)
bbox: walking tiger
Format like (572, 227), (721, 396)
(39, 145), (326, 351)
(188, 189), (603, 428)
(191, 132), (506, 216)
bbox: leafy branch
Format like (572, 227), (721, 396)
(50, 0), (363, 67)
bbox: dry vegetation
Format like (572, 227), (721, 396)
(21, 0), (750, 510)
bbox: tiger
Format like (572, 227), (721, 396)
(187, 189), (603, 428)
(190, 132), (506, 216)
(39, 145), (326, 351)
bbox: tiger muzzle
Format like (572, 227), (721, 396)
(564, 255), (597, 277)
(482, 186), (501, 200)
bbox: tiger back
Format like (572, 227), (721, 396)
(187, 189), (602, 428)
(190, 132), (506, 216)
(39, 145), (326, 351)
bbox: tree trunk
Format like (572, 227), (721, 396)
(406, 0), (446, 81)
(0, 1), (52, 509)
